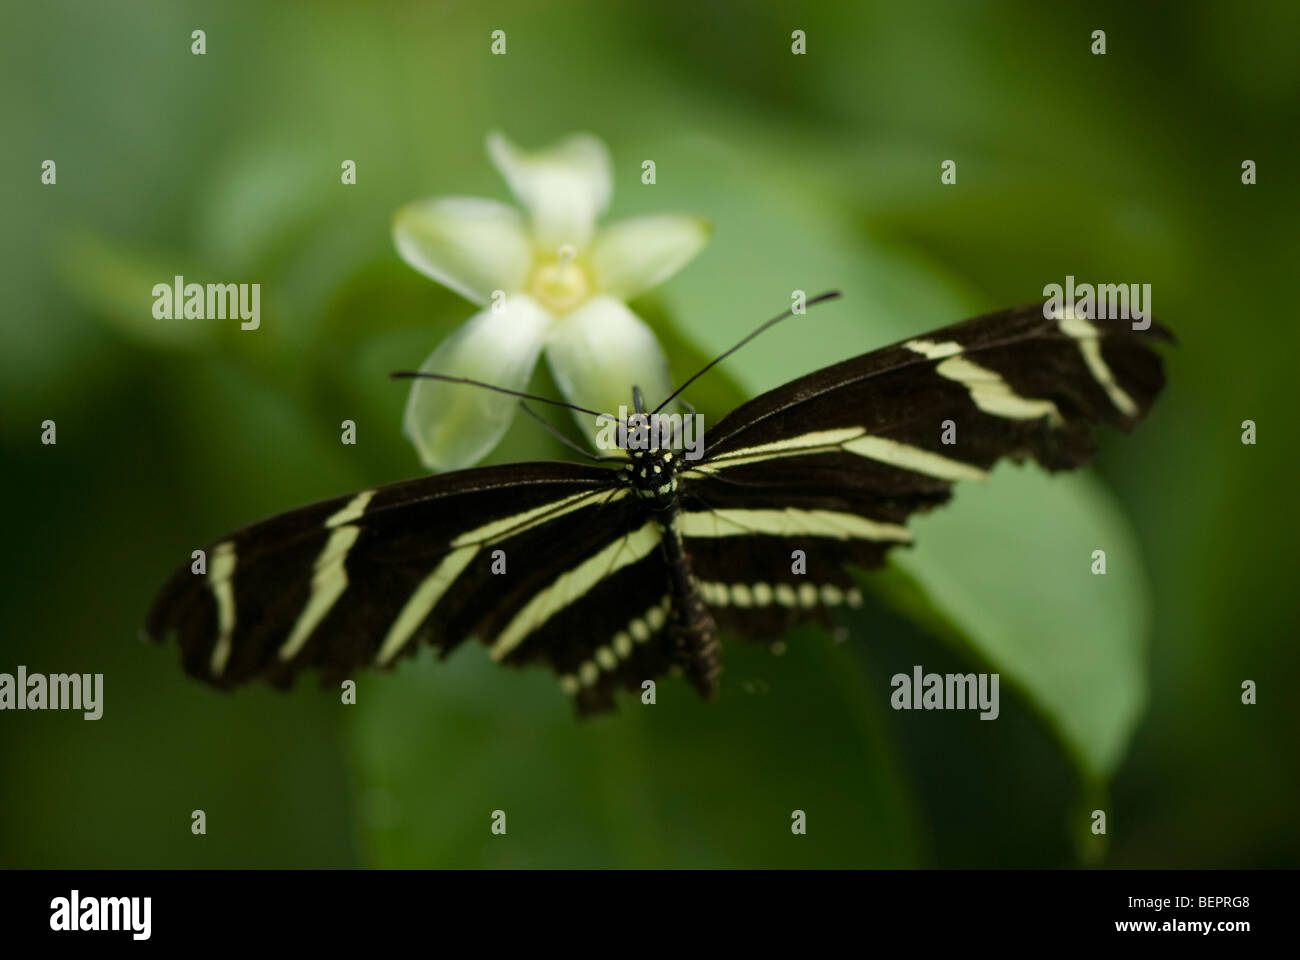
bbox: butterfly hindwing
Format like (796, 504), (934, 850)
(495, 548), (676, 714)
(472, 504), (675, 713)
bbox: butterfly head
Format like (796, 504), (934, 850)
(624, 447), (680, 508)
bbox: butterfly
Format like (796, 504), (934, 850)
(144, 293), (1171, 714)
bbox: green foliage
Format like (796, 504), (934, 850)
(869, 467), (1149, 784)
(2, 0), (1296, 869)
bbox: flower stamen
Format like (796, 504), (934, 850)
(529, 254), (590, 314)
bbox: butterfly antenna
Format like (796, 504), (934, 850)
(652, 290), (842, 414)
(517, 401), (624, 463)
(390, 371), (608, 420)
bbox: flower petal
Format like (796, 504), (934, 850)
(487, 131), (612, 252)
(393, 196), (532, 306)
(544, 296), (675, 450)
(588, 215), (711, 301)
(403, 295), (553, 471)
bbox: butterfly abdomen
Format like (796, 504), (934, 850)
(675, 613), (722, 699)
(657, 505), (722, 698)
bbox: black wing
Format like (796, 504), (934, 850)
(677, 304), (1172, 639)
(144, 461), (671, 713)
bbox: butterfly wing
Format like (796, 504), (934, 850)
(144, 461), (672, 712)
(678, 304), (1172, 638)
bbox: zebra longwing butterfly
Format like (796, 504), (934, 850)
(144, 295), (1171, 714)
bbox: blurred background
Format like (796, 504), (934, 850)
(2, 0), (1296, 868)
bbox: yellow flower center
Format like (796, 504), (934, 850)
(529, 250), (590, 315)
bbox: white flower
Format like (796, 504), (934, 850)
(393, 131), (710, 471)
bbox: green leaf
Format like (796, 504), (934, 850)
(348, 629), (920, 867)
(865, 465), (1149, 783)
